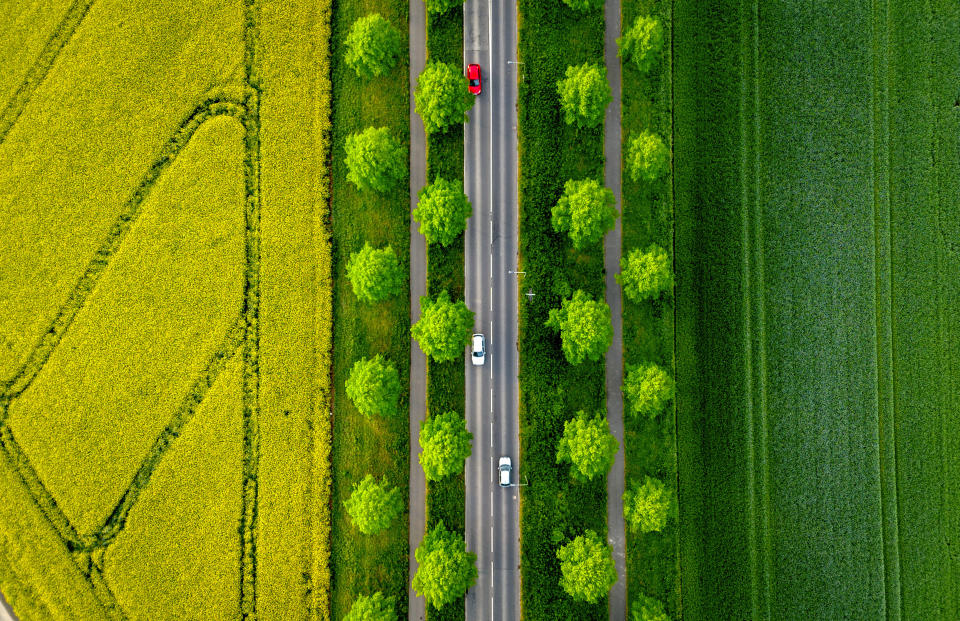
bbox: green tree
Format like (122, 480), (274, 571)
(343, 475), (403, 535)
(626, 130), (669, 182)
(344, 14), (403, 80)
(551, 178), (617, 249)
(622, 362), (674, 419)
(617, 16), (664, 73)
(557, 63), (611, 129)
(617, 244), (673, 302)
(556, 530), (616, 603)
(419, 412), (472, 481)
(346, 242), (404, 303)
(560, 0), (603, 12)
(415, 61), (475, 134)
(556, 411), (618, 481)
(411, 291), (474, 362)
(345, 355), (401, 418)
(545, 290), (613, 365)
(414, 177), (473, 246)
(623, 476), (674, 534)
(345, 126), (407, 193)
(413, 521), (478, 608)
(425, 0), (466, 15)
(631, 594), (671, 621)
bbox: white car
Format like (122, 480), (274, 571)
(471, 333), (485, 366)
(498, 456), (512, 487)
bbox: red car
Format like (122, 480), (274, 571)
(467, 63), (482, 95)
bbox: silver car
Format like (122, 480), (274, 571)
(498, 456), (512, 487)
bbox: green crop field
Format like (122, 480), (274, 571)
(675, 0), (960, 618)
(0, 0), (334, 619)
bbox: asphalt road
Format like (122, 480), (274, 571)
(0, 591), (15, 621)
(463, 0), (521, 618)
(602, 0), (626, 615)
(408, 0), (428, 616)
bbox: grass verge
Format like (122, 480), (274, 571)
(329, 0), (410, 616)
(618, 0), (679, 614)
(423, 7), (466, 621)
(516, 0), (607, 618)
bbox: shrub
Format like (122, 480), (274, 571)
(616, 244), (673, 302)
(622, 362), (675, 419)
(344, 126), (407, 192)
(617, 16), (664, 74)
(346, 242), (404, 303)
(623, 476), (675, 534)
(344, 14), (403, 80)
(412, 521), (478, 608)
(626, 130), (669, 183)
(419, 412), (472, 481)
(545, 290), (613, 365)
(343, 475), (403, 535)
(413, 177), (472, 246)
(556, 410), (618, 481)
(415, 61), (475, 134)
(551, 178), (617, 249)
(560, 0), (603, 12)
(411, 291), (474, 362)
(344, 355), (401, 418)
(425, 0), (466, 15)
(557, 63), (611, 129)
(556, 530), (616, 603)
(630, 593), (670, 621)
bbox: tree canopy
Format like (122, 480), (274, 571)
(617, 243), (673, 302)
(345, 592), (397, 621)
(343, 475), (403, 535)
(623, 476), (674, 534)
(551, 178), (618, 249)
(344, 355), (401, 418)
(412, 521), (478, 608)
(626, 130), (670, 182)
(345, 126), (407, 193)
(413, 177), (473, 246)
(346, 242), (404, 303)
(344, 14), (403, 80)
(556, 530), (617, 603)
(557, 63), (612, 129)
(630, 594), (671, 621)
(556, 410), (618, 481)
(425, 0), (466, 15)
(560, 0), (603, 12)
(617, 15), (665, 73)
(545, 290), (613, 365)
(411, 291), (474, 362)
(415, 61), (475, 134)
(419, 412), (472, 481)
(622, 362), (674, 420)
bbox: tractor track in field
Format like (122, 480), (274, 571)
(0, 0), (96, 146)
(870, 0), (904, 617)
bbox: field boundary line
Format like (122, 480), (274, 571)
(0, 99), (248, 405)
(239, 0), (263, 615)
(0, 0), (96, 145)
(871, 0), (902, 616)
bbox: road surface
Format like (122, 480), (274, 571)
(0, 590), (15, 621)
(603, 0), (626, 616)
(408, 0), (428, 616)
(463, 0), (521, 618)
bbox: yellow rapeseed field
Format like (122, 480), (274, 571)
(0, 0), (333, 618)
